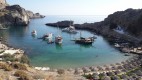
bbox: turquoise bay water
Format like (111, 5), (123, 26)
(0, 15), (131, 69)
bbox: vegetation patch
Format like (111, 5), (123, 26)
(14, 70), (33, 80)
(20, 55), (30, 64)
(11, 63), (27, 70)
(2, 54), (15, 62)
(0, 63), (12, 71)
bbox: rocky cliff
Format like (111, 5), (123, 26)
(104, 8), (142, 37)
(0, 0), (45, 26)
(46, 20), (73, 28)
(0, 5), (30, 26)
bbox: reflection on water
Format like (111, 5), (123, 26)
(55, 44), (62, 50)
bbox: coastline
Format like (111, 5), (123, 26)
(0, 37), (142, 80)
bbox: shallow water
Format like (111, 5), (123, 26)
(0, 15), (132, 69)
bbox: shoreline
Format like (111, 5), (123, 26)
(0, 37), (141, 70)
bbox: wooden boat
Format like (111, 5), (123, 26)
(75, 37), (94, 45)
(74, 32), (95, 45)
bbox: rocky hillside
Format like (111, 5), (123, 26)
(104, 8), (142, 37)
(0, 0), (45, 26)
(0, 5), (30, 26)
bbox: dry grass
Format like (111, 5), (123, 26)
(11, 63), (27, 70)
(14, 70), (33, 80)
(0, 62), (12, 71)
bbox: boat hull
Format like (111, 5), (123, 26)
(75, 40), (93, 45)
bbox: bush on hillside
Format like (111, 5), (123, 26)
(2, 54), (15, 62)
(14, 70), (33, 80)
(20, 55), (30, 64)
(11, 63), (27, 70)
(57, 69), (65, 75)
(0, 63), (12, 71)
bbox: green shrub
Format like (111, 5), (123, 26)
(32, 74), (46, 79)
(20, 55), (30, 64)
(0, 63), (12, 71)
(11, 63), (27, 70)
(57, 69), (65, 75)
(2, 54), (15, 62)
(14, 70), (33, 80)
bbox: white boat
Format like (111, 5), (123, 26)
(31, 30), (37, 36)
(44, 33), (53, 42)
(62, 25), (77, 34)
(55, 26), (63, 44)
(55, 35), (63, 44)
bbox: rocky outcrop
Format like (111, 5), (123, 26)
(0, 4), (45, 26)
(104, 8), (142, 37)
(0, 0), (8, 9)
(46, 20), (73, 28)
(0, 0), (45, 26)
(0, 5), (30, 26)
(26, 11), (45, 19)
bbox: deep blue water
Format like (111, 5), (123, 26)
(0, 15), (132, 69)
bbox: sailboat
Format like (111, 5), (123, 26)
(55, 25), (63, 44)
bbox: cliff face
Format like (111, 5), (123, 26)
(0, 5), (30, 26)
(104, 8), (142, 36)
(0, 0), (45, 26)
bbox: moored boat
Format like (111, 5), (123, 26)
(74, 32), (95, 45)
(62, 23), (77, 34)
(75, 37), (94, 45)
(55, 35), (63, 44)
(31, 30), (37, 36)
(43, 33), (53, 41)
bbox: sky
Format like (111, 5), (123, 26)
(7, 0), (142, 15)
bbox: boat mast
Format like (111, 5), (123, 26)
(80, 31), (82, 38)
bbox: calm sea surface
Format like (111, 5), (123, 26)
(0, 15), (132, 69)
